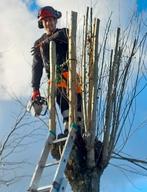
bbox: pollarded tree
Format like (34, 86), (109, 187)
(64, 7), (147, 192)
(1, 6), (147, 192)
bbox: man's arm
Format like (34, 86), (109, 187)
(31, 42), (43, 91)
(49, 28), (69, 44)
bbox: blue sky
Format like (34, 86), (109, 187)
(0, 0), (147, 192)
(22, 0), (39, 12)
(24, 0), (147, 13)
(137, 0), (147, 12)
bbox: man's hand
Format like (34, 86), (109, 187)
(31, 90), (41, 100)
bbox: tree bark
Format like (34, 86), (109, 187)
(64, 137), (103, 192)
(66, 159), (102, 192)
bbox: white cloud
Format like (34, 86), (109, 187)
(0, 0), (41, 99)
(37, 0), (137, 28)
(0, 0), (145, 101)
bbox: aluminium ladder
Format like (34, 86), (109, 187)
(28, 122), (78, 192)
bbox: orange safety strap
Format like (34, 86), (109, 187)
(48, 71), (82, 93)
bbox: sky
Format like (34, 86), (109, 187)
(137, 0), (147, 12)
(0, 0), (147, 192)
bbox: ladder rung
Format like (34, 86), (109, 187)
(44, 161), (59, 168)
(53, 137), (67, 144)
(37, 185), (51, 192)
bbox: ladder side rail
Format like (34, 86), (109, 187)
(29, 41), (57, 191)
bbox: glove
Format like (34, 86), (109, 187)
(31, 90), (41, 100)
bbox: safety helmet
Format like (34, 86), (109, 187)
(38, 6), (62, 29)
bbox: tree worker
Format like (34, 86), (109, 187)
(31, 6), (83, 137)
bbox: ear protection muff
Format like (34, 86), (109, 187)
(38, 20), (44, 29)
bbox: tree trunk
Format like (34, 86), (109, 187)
(64, 137), (103, 192)
(66, 162), (102, 192)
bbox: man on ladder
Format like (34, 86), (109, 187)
(28, 8), (87, 191)
(31, 6), (83, 137)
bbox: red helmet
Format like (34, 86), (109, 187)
(38, 6), (62, 28)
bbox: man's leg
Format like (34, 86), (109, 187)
(51, 87), (69, 160)
(56, 88), (84, 134)
(56, 87), (69, 135)
(55, 88), (86, 166)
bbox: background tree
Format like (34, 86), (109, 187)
(64, 7), (147, 192)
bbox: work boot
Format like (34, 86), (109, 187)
(64, 129), (69, 137)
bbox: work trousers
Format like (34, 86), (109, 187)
(56, 87), (83, 131)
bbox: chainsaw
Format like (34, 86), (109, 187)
(27, 96), (48, 117)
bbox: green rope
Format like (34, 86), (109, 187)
(49, 130), (56, 137)
(70, 122), (78, 130)
(48, 65), (66, 83)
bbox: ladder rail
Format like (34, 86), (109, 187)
(28, 136), (54, 191)
(28, 123), (77, 192)
(28, 11), (78, 192)
(51, 123), (77, 192)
